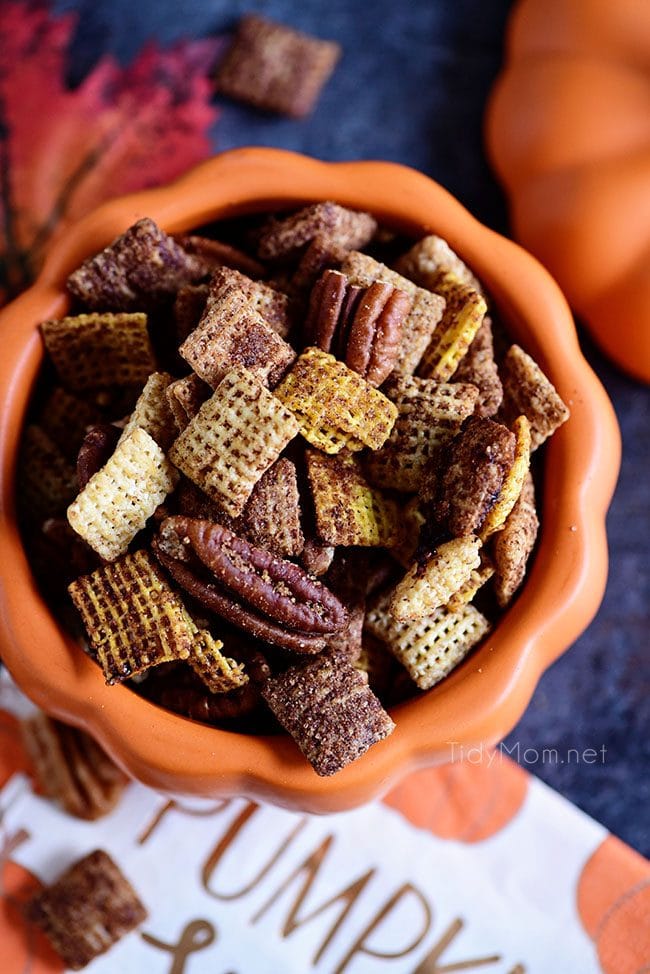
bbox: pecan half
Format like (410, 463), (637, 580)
(76, 424), (121, 489)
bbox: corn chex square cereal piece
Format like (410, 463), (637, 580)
(261, 653), (395, 776)
(68, 549), (196, 684)
(236, 457), (304, 557)
(40, 312), (156, 392)
(447, 551), (495, 611)
(165, 374), (211, 432)
(452, 317), (503, 417)
(394, 234), (483, 294)
(364, 376), (479, 492)
(19, 425), (78, 520)
(365, 592), (490, 690)
(481, 415), (531, 539)
(500, 344), (570, 450)
(274, 347), (397, 454)
(38, 387), (104, 458)
(258, 202), (376, 261)
(169, 367), (300, 517)
(418, 272), (487, 381)
(390, 537), (483, 621)
(67, 427), (178, 561)
(66, 217), (204, 311)
(21, 713), (128, 820)
(189, 630), (248, 694)
(341, 251), (445, 375)
(216, 15), (340, 118)
(306, 449), (400, 547)
(493, 471), (539, 607)
(118, 372), (176, 450)
(180, 270), (296, 388)
(25, 849), (147, 970)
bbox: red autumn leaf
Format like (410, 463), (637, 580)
(0, 1), (222, 303)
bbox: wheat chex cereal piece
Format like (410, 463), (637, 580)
(66, 217), (204, 311)
(21, 713), (128, 820)
(261, 653), (395, 776)
(447, 551), (495, 611)
(169, 367), (300, 517)
(216, 15), (341, 118)
(19, 425), (78, 520)
(25, 849), (147, 970)
(364, 375), (478, 492)
(206, 266), (292, 336)
(180, 271), (296, 389)
(394, 234), (483, 294)
(418, 272), (487, 381)
(258, 202), (376, 260)
(68, 549), (197, 684)
(118, 372), (177, 450)
(341, 251), (445, 375)
(67, 427), (178, 561)
(493, 471), (539, 607)
(40, 312), (156, 392)
(500, 344), (570, 449)
(189, 630), (248, 694)
(481, 415), (531, 539)
(174, 283), (210, 343)
(236, 457), (304, 557)
(165, 374), (211, 432)
(274, 347), (397, 454)
(452, 316), (503, 417)
(365, 591), (490, 690)
(38, 387), (104, 458)
(390, 537), (483, 621)
(306, 449), (400, 547)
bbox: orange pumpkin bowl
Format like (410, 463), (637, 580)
(0, 148), (620, 812)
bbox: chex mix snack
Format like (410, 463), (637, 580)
(20, 208), (569, 780)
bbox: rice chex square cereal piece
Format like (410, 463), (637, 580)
(168, 366), (300, 517)
(19, 425), (78, 520)
(236, 457), (304, 557)
(216, 16), (341, 118)
(500, 344), (570, 450)
(68, 549), (196, 684)
(40, 312), (155, 391)
(118, 372), (176, 450)
(66, 218), (204, 311)
(273, 347), (397, 454)
(261, 653), (395, 776)
(493, 471), (539, 607)
(67, 427), (178, 561)
(25, 849), (147, 970)
(389, 537), (482, 621)
(365, 591), (490, 690)
(394, 234), (483, 294)
(341, 251), (445, 374)
(452, 316), (503, 417)
(306, 449), (400, 547)
(364, 375), (478, 492)
(257, 202), (377, 261)
(417, 272), (487, 381)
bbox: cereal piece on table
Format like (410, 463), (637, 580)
(67, 427), (178, 561)
(452, 316), (503, 417)
(261, 653), (395, 776)
(306, 449), (400, 547)
(447, 550), (495, 611)
(493, 471), (539, 607)
(66, 217), (204, 311)
(236, 457), (304, 557)
(342, 250), (445, 374)
(180, 271), (296, 389)
(68, 550), (197, 684)
(169, 367), (300, 517)
(389, 537), (482, 621)
(174, 283), (210, 343)
(364, 375), (478, 492)
(25, 849), (147, 970)
(418, 272), (487, 381)
(38, 387), (103, 458)
(480, 415), (531, 539)
(434, 416), (516, 537)
(40, 312), (156, 392)
(189, 630), (248, 694)
(394, 234), (483, 294)
(118, 372), (176, 450)
(274, 347), (397, 454)
(365, 591), (490, 690)
(258, 202), (376, 261)
(165, 374), (211, 432)
(215, 15), (341, 118)
(21, 713), (128, 820)
(500, 344), (570, 449)
(19, 425), (78, 520)
(177, 234), (266, 279)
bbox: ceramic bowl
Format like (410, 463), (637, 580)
(0, 148), (620, 812)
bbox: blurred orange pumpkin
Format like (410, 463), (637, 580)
(486, 0), (650, 382)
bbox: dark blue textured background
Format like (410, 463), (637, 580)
(53, 0), (650, 855)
